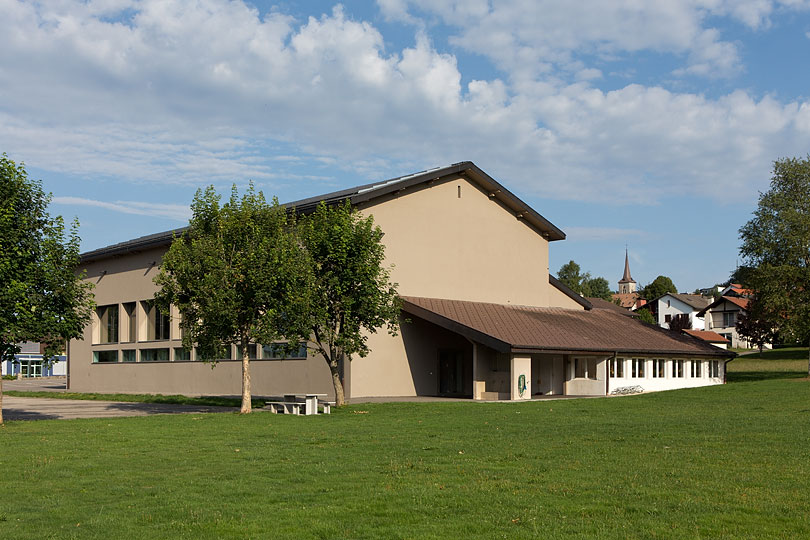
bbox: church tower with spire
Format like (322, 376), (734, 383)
(618, 249), (637, 294)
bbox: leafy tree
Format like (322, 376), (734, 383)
(641, 275), (677, 301)
(557, 260), (613, 300)
(668, 313), (692, 332)
(0, 154), (94, 424)
(635, 308), (656, 325)
(739, 156), (810, 374)
(154, 185), (313, 414)
(557, 260), (585, 294)
(299, 201), (400, 407)
(582, 276), (612, 301)
(728, 266), (755, 288)
(735, 296), (777, 354)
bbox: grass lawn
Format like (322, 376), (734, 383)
(727, 346), (810, 382)
(1, 364), (809, 538)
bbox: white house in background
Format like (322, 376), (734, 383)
(654, 293), (711, 330)
(698, 295), (770, 349)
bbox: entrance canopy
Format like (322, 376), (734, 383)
(400, 296), (734, 358)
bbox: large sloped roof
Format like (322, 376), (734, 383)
(80, 161), (565, 263)
(400, 296), (734, 358)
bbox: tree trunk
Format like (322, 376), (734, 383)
(241, 341), (252, 414)
(330, 360), (345, 407)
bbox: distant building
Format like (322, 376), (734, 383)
(653, 293), (711, 330)
(617, 249), (637, 294)
(1, 342), (66, 378)
(612, 250), (644, 309)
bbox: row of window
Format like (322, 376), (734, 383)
(609, 358), (720, 379)
(96, 302), (171, 344)
(93, 343), (308, 364)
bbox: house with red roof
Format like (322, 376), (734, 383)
(698, 295), (769, 349)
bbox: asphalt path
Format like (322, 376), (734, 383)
(1, 376), (237, 421)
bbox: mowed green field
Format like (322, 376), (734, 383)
(1, 358), (809, 539)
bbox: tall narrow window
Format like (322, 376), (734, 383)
(122, 302), (136, 342)
(672, 359), (684, 378)
(632, 359), (645, 378)
(575, 357), (586, 378)
(97, 305), (119, 343)
(691, 360), (702, 377)
(610, 358), (624, 378)
(709, 360), (719, 378)
(145, 301), (170, 341)
(587, 358), (598, 380)
(652, 359), (665, 378)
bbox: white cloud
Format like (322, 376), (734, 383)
(562, 227), (646, 242)
(52, 196), (191, 221)
(1, 0), (810, 210)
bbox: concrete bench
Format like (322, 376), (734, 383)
(321, 401), (336, 414)
(266, 401), (302, 415)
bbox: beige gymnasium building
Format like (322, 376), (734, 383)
(70, 162), (734, 401)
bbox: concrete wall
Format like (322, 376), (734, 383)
(359, 175), (555, 307)
(70, 246), (335, 397)
(350, 314), (472, 398)
(547, 285), (586, 310)
(564, 355), (608, 395)
(606, 356), (724, 393)
(510, 355), (531, 400)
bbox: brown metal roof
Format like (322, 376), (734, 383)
(401, 296), (734, 358)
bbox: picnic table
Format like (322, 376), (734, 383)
(266, 394), (332, 415)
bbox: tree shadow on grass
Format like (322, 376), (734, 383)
(727, 371), (807, 383)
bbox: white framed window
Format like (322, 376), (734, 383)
(691, 360), (702, 377)
(652, 358), (666, 378)
(610, 358), (624, 378)
(632, 358), (645, 378)
(709, 360), (720, 378)
(723, 312), (737, 327)
(672, 359), (684, 378)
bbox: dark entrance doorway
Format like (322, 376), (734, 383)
(438, 349), (469, 397)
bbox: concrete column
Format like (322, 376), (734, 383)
(471, 342), (486, 400)
(510, 355), (531, 400)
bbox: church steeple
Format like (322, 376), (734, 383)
(618, 248), (637, 294)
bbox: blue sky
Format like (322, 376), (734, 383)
(3, 0), (810, 293)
